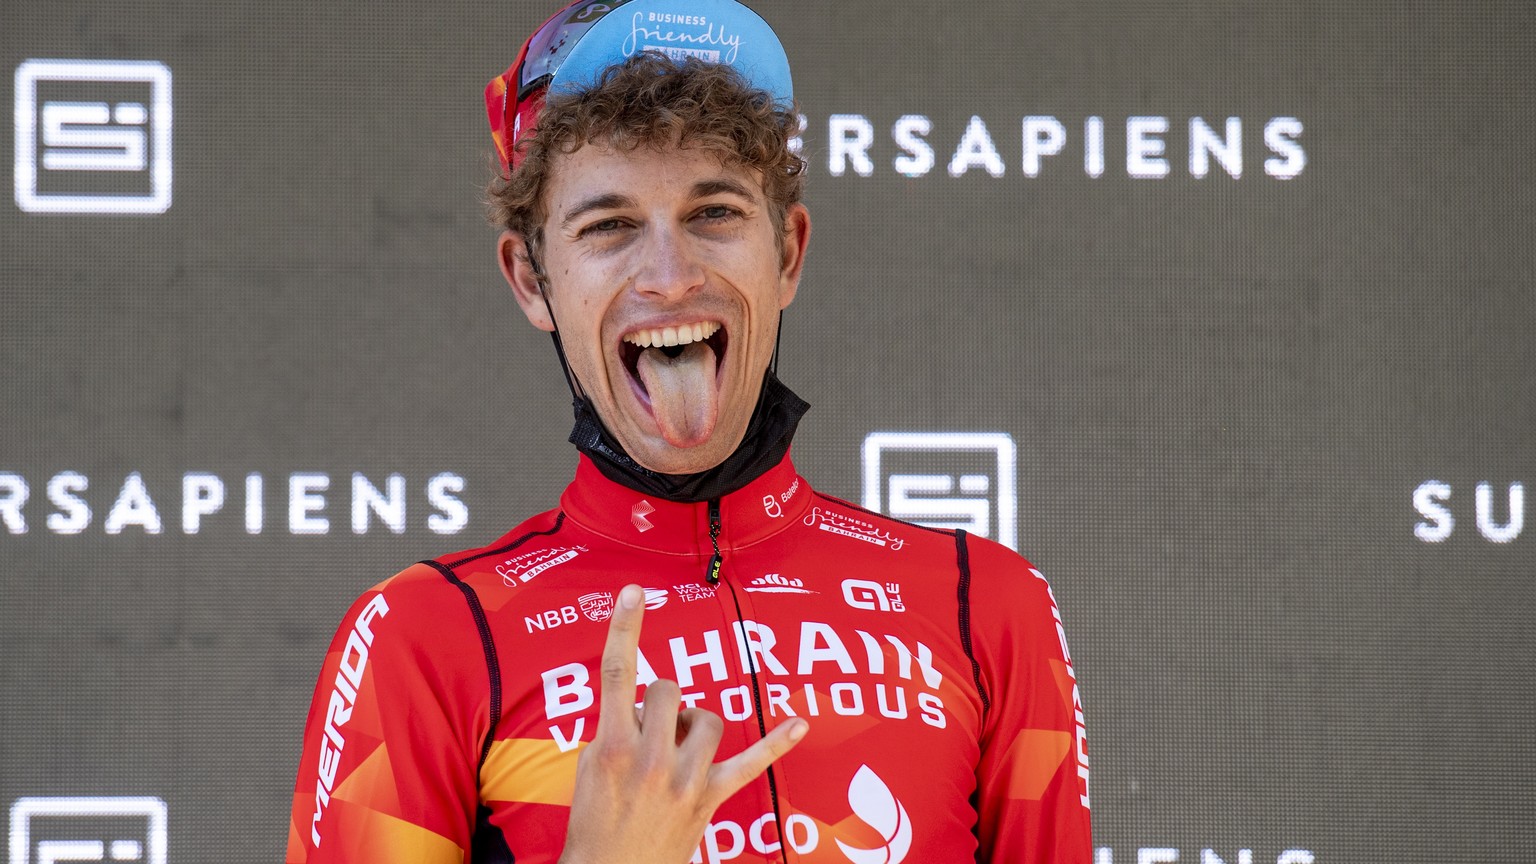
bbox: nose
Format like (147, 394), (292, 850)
(631, 222), (705, 301)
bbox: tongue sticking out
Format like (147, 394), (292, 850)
(635, 341), (719, 448)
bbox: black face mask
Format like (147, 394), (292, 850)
(568, 370), (809, 503)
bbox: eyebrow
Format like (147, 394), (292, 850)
(560, 193), (637, 230)
(690, 177), (759, 202)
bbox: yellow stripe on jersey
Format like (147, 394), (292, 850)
(480, 737), (586, 806)
(322, 799), (466, 863)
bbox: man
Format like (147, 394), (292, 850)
(287, 1), (1091, 861)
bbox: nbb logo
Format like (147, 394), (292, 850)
(800, 114), (1304, 180)
(14, 60), (172, 214)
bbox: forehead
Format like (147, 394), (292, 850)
(544, 143), (764, 211)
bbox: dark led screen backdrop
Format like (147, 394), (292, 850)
(3, 1), (1533, 862)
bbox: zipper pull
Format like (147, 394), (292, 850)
(705, 498), (723, 585)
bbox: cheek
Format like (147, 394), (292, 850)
(548, 271), (613, 333)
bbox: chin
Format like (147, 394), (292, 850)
(625, 423), (749, 476)
(629, 441), (727, 476)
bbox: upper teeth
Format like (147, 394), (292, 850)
(624, 321), (720, 349)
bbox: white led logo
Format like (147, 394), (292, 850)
(8, 797), (167, 864)
(14, 60), (172, 214)
(861, 431), (1017, 550)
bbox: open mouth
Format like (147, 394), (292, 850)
(619, 321), (729, 399)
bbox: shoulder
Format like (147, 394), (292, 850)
(421, 507), (573, 596)
(960, 534), (1069, 663)
(428, 507), (568, 573)
(961, 532), (1057, 609)
(797, 486), (1051, 596)
(799, 489), (959, 556)
(959, 534), (1074, 677)
(330, 507), (568, 646)
(326, 563), (474, 656)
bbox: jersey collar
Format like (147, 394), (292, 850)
(560, 449), (812, 555)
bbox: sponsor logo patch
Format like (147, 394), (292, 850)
(631, 499), (655, 533)
(842, 579), (905, 612)
(309, 593), (389, 845)
(624, 10), (744, 64)
(524, 605), (580, 634)
(642, 587), (668, 610)
(745, 573), (815, 594)
(802, 506), (905, 550)
(838, 765), (912, 864)
(761, 476), (800, 519)
(578, 592), (614, 622)
(495, 545), (587, 587)
(673, 583), (717, 603)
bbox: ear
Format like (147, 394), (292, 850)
(498, 230), (555, 332)
(776, 203), (812, 309)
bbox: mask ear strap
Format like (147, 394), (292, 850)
(528, 243), (586, 402)
(545, 300), (586, 402)
(769, 311), (784, 376)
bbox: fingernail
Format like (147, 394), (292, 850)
(620, 585), (641, 609)
(787, 719), (808, 742)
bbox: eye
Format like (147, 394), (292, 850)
(581, 217), (625, 236)
(697, 204), (740, 223)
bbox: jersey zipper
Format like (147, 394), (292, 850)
(705, 498), (723, 585)
(709, 497), (790, 862)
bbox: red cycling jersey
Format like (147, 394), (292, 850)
(287, 452), (1090, 863)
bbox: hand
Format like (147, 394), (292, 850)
(558, 584), (808, 864)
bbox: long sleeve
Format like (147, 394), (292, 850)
(966, 536), (1093, 863)
(287, 565), (492, 864)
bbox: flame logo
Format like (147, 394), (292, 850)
(836, 765), (912, 864)
(630, 499), (655, 532)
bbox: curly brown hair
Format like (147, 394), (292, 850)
(486, 52), (806, 278)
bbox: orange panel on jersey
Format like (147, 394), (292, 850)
(1000, 728), (1072, 800)
(480, 736), (584, 805)
(828, 811), (889, 848)
(323, 798), (466, 863)
(286, 807), (306, 864)
(332, 741), (402, 815)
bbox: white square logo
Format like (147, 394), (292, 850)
(14, 60), (173, 214)
(7, 797), (167, 864)
(861, 431), (1017, 550)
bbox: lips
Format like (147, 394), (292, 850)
(619, 321), (730, 447)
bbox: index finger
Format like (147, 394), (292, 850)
(596, 584), (645, 730)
